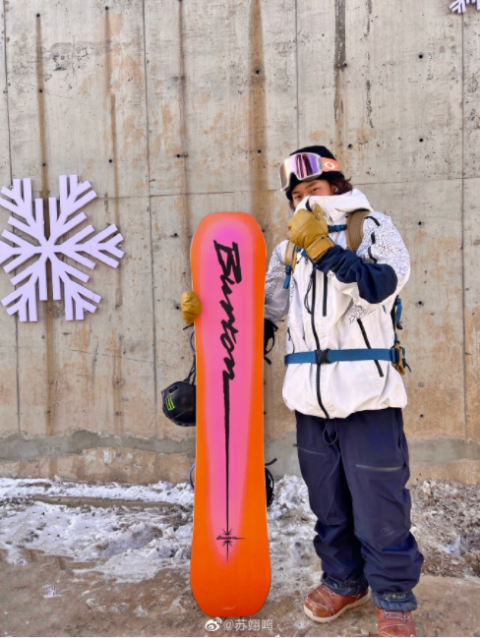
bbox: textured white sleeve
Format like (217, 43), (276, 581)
(327, 212), (411, 322)
(358, 212), (411, 291)
(264, 240), (289, 322)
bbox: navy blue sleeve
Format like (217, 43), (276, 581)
(315, 245), (398, 304)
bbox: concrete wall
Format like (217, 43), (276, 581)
(0, 0), (479, 484)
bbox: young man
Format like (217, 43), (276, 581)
(181, 146), (423, 638)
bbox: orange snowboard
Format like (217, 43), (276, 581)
(190, 212), (270, 617)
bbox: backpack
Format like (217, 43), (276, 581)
(283, 208), (410, 375)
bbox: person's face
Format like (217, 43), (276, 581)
(291, 179), (335, 208)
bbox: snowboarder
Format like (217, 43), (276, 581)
(181, 146), (423, 638)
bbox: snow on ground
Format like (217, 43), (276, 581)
(0, 476), (479, 594)
(0, 477), (194, 584)
(0, 476), (194, 505)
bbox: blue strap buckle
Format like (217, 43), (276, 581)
(316, 349), (331, 365)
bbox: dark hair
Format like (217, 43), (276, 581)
(329, 176), (354, 194)
(288, 177), (354, 211)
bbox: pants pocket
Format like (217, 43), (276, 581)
(351, 464), (411, 550)
(355, 464), (405, 472)
(295, 445), (327, 457)
(296, 447), (350, 525)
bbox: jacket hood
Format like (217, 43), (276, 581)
(295, 188), (373, 224)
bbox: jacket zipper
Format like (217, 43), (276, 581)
(287, 327), (295, 353)
(357, 318), (384, 378)
(311, 270), (330, 418)
(323, 272), (328, 316)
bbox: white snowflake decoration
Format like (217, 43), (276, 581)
(450, 0), (480, 13)
(0, 175), (124, 322)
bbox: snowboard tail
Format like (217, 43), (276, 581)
(190, 212), (270, 617)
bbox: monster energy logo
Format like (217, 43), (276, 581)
(165, 395), (175, 411)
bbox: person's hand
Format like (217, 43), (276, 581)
(288, 203), (334, 262)
(180, 290), (202, 324)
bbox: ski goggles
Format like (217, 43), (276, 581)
(279, 153), (340, 192)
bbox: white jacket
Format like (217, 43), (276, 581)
(264, 189), (410, 419)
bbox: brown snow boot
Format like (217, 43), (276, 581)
(304, 582), (370, 623)
(376, 609), (416, 637)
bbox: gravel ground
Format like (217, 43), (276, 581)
(411, 480), (480, 579)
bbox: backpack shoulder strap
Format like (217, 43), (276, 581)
(346, 209), (371, 252)
(284, 240), (297, 267)
(282, 241), (298, 289)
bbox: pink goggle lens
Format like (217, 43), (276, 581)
(279, 153), (339, 191)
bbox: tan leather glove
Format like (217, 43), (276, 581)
(180, 290), (202, 324)
(288, 203), (334, 262)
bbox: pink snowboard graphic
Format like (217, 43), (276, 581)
(190, 212), (270, 617)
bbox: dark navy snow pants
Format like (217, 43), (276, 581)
(295, 407), (423, 612)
